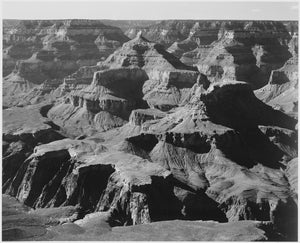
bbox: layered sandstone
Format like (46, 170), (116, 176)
(2, 104), (65, 190)
(125, 20), (221, 48)
(3, 72), (298, 241)
(255, 34), (298, 117)
(3, 20), (129, 107)
(47, 33), (199, 136)
(3, 194), (279, 241)
(2, 19), (298, 242)
(114, 81), (297, 238)
(48, 67), (149, 136)
(104, 32), (199, 110)
(196, 21), (292, 88)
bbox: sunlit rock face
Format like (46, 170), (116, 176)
(196, 21), (293, 88)
(47, 32), (200, 136)
(48, 67), (149, 136)
(255, 34), (298, 117)
(103, 32), (199, 110)
(17, 80), (295, 240)
(2, 19), (298, 242)
(3, 20), (129, 107)
(121, 81), (297, 237)
(125, 20), (221, 48)
(3, 20), (128, 80)
(166, 21), (219, 59)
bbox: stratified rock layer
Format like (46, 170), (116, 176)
(255, 34), (298, 117)
(3, 194), (280, 241)
(3, 20), (129, 107)
(48, 33), (199, 136)
(196, 22), (292, 88)
(2, 19), (298, 242)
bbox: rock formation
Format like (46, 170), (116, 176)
(3, 104), (65, 189)
(3, 20), (129, 107)
(47, 33), (199, 136)
(103, 32), (199, 109)
(255, 34), (298, 117)
(2, 19), (298, 241)
(167, 22), (219, 59)
(4, 79), (297, 239)
(48, 67), (149, 136)
(3, 194), (279, 241)
(118, 81), (297, 238)
(180, 44), (213, 66)
(196, 21), (293, 88)
(125, 20), (220, 48)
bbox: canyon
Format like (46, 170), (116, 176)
(2, 19), (298, 241)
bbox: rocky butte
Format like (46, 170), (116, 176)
(2, 19), (298, 241)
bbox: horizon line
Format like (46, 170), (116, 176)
(3, 18), (299, 21)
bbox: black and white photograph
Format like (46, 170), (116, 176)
(1, 0), (299, 241)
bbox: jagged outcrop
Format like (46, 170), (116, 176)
(129, 109), (166, 126)
(196, 21), (293, 88)
(255, 34), (298, 117)
(125, 20), (221, 48)
(115, 81), (297, 238)
(104, 31), (196, 71)
(167, 36), (199, 58)
(2, 72), (37, 108)
(7, 64), (109, 107)
(2, 19), (298, 242)
(4, 194), (281, 241)
(167, 22), (219, 59)
(47, 33), (199, 136)
(4, 138), (108, 207)
(125, 20), (295, 79)
(3, 20), (129, 107)
(22, 79), (64, 104)
(4, 78), (65, 108)
(103, 32), (199, 110)
(59, 64), (107, 93)
(48, 67), (149, 136)
(3, 20), (46, 76)
(42, 79), (296, 237)
(4, 133), (229, 226)
(3, 79), (298, 240)
(3, 19), (129, 80)
(2, 104), (65, 190)
(180, 45), (213, 66)
(258, 125), (297, 159)
(94, 33), (129, 60)
(285, 158), (298, 196)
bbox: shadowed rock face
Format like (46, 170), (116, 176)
(180, 45), (213, 66)
(4, 194), (283, 241)
(118, 81), (297, 237)
(102, 33), (200, 110)
(48, 67), (149, 136)
(2, 19), (298, 242)
(4, 79), (297, 240)
(2, 104), (66, 191)
(196, 22), (293, 88)
(255, 35), (298, 117)
(122, 21), (296, 90)
(125, 20), (222, 48)
(46, 33), (200, 136)
(3, 20), (129, 79)
(125, 20), (296, 67)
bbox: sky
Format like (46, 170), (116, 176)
(1, 0), (299, 20)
